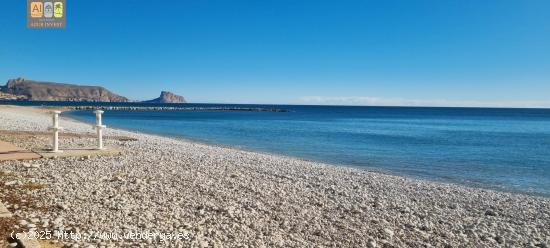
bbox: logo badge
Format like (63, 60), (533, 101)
(27, 0), (66, 28)
(30, 2), (43, 18)
(43, 2), (53, 18)
(54, 2), (63, 18)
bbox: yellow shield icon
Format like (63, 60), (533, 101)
(54, 2), (63, 18)
(30, 2), (43, 18)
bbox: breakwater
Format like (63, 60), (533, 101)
(67, 106), (289, 112)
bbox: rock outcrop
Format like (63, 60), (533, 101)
(1, 78), (129, 102)
(143, 91), (186, 103)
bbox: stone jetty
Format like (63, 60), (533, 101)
(68, 106), (289, 112)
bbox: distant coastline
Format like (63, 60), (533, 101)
(0, 77), (186, 103)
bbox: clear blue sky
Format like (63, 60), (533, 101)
(1, 0), (549, 107)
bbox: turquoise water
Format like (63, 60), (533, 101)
(53, 104), (549, 196)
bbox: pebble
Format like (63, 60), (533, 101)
(485, 209), (497, 216)
(383, 228), (394, 239)
(367, 239), (377, 248)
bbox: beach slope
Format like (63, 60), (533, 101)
(0, 106), (548, 247)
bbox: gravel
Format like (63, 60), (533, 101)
(0, 105), (549, 247)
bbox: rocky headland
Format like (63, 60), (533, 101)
(0, 78), (129, 102)
(0, 78), (186, 104)
(143, 91), (186, 103)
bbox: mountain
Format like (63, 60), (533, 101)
(0, 78), (129, 102)
(143, 91), (186, 103)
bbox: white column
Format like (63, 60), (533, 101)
(48, 111), (63, 153)
(94, 110), (106, 150)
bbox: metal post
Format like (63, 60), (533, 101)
(48, 111), (63, 153)
(94, 110), (106, 150)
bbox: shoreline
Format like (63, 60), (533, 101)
(0, 105), (549, 247)
(2, 100), (550, 110)
(64, 109), (549, 198)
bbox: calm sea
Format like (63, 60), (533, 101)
(4, 101), (549, 196)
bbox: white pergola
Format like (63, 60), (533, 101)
(48, 110), (106, 152)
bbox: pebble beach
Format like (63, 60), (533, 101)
(0, 105), (549, 247)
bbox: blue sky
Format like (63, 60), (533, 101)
(1, 0), (549, 107)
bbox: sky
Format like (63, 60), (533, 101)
(1, 0), (549, 107)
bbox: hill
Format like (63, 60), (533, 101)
(0, 78), (129, 102)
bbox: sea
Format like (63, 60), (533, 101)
(3, 101), (549, 196)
